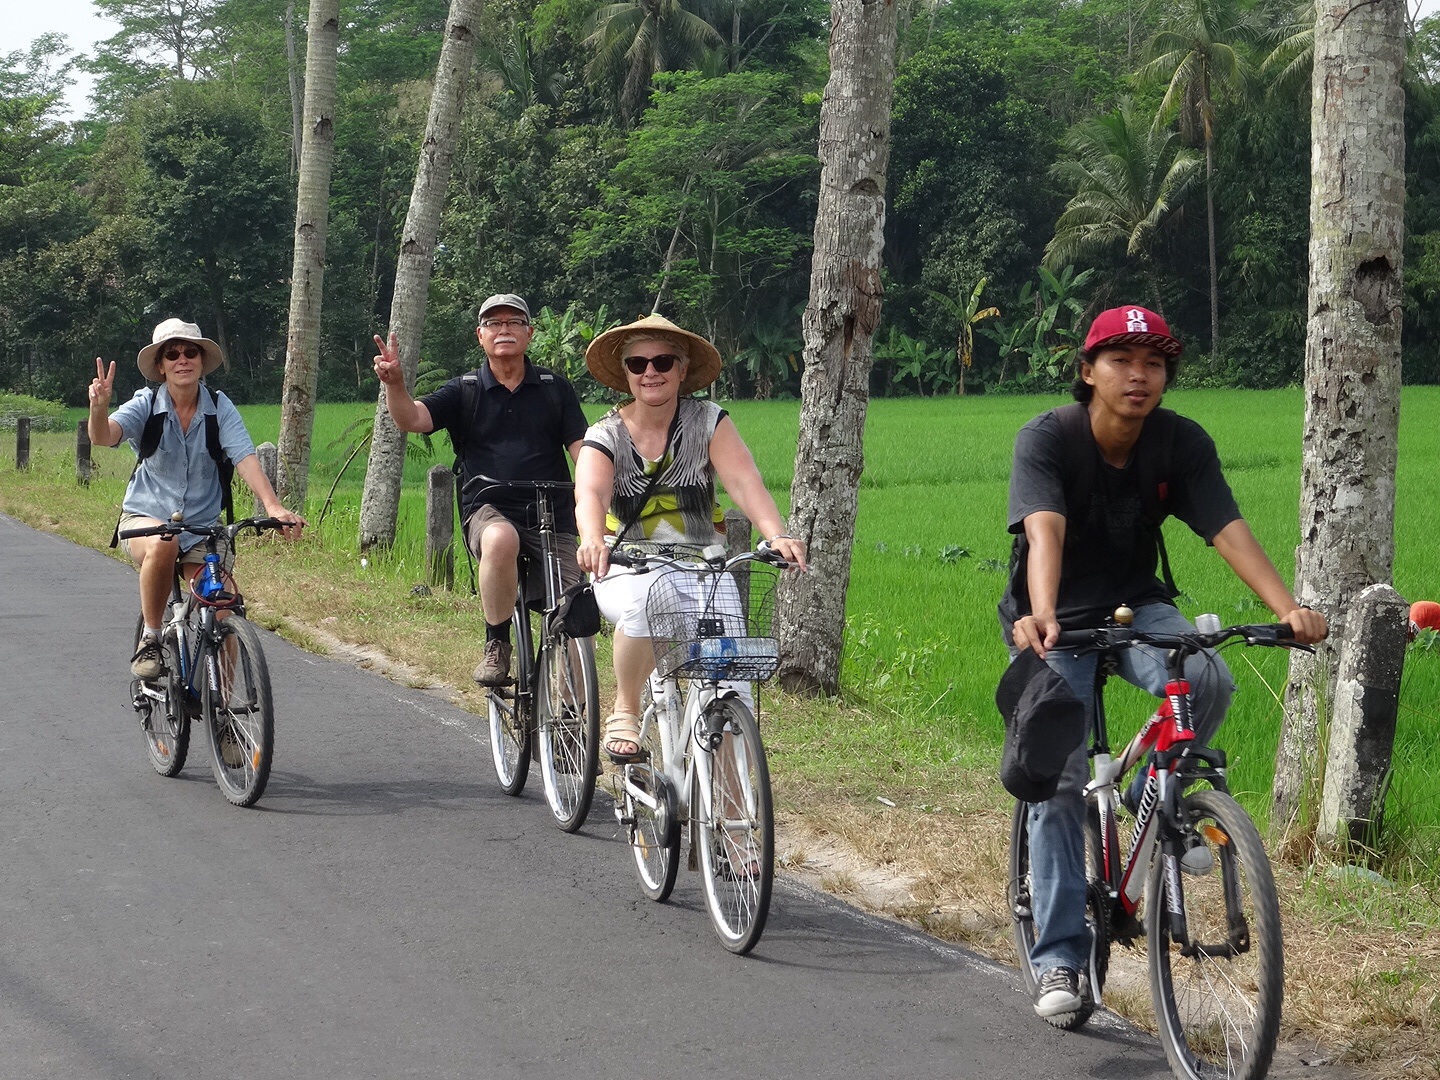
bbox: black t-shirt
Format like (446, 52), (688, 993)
(421, 360), (589, 533)
(999, 405), (1242, 635)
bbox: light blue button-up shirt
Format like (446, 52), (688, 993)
(112, 385), (258, 552)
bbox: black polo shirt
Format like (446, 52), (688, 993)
(421, 359), (588, 533)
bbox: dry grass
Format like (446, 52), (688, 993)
(4, 465), (1440, 1078)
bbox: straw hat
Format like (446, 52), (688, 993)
(584, 313), (722, 395)
(136, 318), (226, 382)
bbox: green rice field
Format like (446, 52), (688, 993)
(39, 387), (1440, 849)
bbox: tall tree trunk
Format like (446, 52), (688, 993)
(275, 0), (340, 510)
(358, 0), (485, 552)
(1204, 135), (1220, 365)
(284, 0), (303, 177)
(774, 0), (899, 696)
(1272, 0), (1406, 831)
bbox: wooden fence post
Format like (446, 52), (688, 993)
(724, 508), (753, 614)
(75, 420), (91, 486)
(253, 442), (278, 517)
(1318, 583), (1408, 848)
(425, 464), (455, 589)
(16, 417), (30, 471)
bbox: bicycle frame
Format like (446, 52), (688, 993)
(499, 483), (568, 727)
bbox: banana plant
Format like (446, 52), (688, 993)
(928, 277), (1000, 395)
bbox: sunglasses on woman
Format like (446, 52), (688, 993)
(623, 353), (681, 375)
(162, 345), (202, 361)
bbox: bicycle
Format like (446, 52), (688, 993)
(479, 479), (602, 833)
(1008, 612), (1312, 1080)
(606, 542), (786, 954)
(121, 515), (287, 808)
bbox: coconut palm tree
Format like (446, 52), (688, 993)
(1045, 100), (1202, 316)
(1137, 0), (1266, 361)
(584, 0), (724, 121)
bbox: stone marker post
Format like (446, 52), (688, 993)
(75, 420), (91, 485)
(16, 417), (30, 470)
(425, 465), (455, 589)
(254, 442), (279, 517)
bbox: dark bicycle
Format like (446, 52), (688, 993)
(478, 479), (602, 833)
(1009, 612), (1312, 1080)
(121, 515), (288, 808)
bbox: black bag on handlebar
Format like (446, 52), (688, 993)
(995, 648), (1086, 802)
(548, 580), (601, 638)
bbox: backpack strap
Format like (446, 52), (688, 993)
(206, 390), (236, 524)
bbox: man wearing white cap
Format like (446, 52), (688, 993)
(88, 318), (306, 679)
(373, 293), (589, 686)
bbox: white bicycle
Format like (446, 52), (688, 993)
(607, 543), (787, 954)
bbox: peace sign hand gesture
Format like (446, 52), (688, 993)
(373, 332), (403, 386)
(89, 358), (116, 412)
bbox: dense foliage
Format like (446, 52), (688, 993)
(1, 0), (1437, 406)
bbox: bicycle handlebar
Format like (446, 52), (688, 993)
(607, 542), (790, 573)
(1053, 622), (1312, 654)
(466, 475), (575, 497)
(117, 517), (292, 543)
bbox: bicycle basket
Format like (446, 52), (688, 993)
(646, 563), (780, 682)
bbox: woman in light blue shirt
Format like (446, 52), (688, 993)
(87, 318), (305, 679)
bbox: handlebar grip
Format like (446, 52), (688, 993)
(1053, 628), (1104, 649)
(606, 548), (634, 568)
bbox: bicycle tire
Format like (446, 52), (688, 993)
(536, 633), (601, 832)
(201, 616), (274, 808)
(1147, 789), (1283, 1080)
(488, 606), (532, 795)
(627, 757), (681, 901)
(695, 699), (774, 954)
(132, 617), (190, 777)
(1008, 799), (1103, 1029)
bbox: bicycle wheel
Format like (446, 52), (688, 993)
(626, 757), (681, 902)
(695, 698), (774, 954)
(536, 632), (600, 832)
(201, 616), (274, 807)
(487, 624), (531, 795)
(1148, 789), (1283, 1080)
(132, 617), (190, 777)
(1008, 799), (1104, 1029)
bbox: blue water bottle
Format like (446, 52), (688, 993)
(197, 553), (225, 600)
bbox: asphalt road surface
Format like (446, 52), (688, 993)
(0, 512), (1325, 1080)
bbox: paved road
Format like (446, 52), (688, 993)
(0, 513), (1201, 1079)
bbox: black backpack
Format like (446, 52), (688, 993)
(109, 387), (235, 548)
(1001, 402), (1179, 619)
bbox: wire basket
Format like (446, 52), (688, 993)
(646, 563), (781, 682)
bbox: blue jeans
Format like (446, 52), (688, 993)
(1019, 603), (1236, 976)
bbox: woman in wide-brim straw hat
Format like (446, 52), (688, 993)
(86, 318), (305, 681)
(575, 313), (808, 761)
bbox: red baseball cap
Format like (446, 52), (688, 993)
(1083, 306), (1183, 357)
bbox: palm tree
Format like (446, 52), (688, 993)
(1137, 0), (1265, 361)
(584, 0), (724, 121)
(1045, 101), (1202, 315)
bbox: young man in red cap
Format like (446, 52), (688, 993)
(998, 305), (1327, 1026)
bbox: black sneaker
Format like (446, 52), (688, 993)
(130, 637), (164, 681)
(1034, 966), (1083, 1020)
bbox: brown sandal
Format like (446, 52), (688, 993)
(603, 712), (644, 763)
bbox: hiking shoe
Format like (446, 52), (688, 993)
(1034, 967), (1083, 1020)
(131, 637), (165, 681)
(218, 726), (246, 769)
(473, 639), (513, 687)
(1180, 830), (1216, 876)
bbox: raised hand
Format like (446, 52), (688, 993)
(373, 332), (403, 386)
(89, 357), (116, 411)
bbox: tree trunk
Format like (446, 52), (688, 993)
(1272, 0), (1406, 832)
(1204, 134), (1220, 365)
(276, 0), (340, 511)
(358, 0), (485, 552)
(284, 0), (303, 177)
(774, 0), (899, 696)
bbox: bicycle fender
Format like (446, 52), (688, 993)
(694, 685), (744, 713)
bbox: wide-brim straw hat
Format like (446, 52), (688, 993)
(585, 313), (723, 395)
(136, 318), (226, 382)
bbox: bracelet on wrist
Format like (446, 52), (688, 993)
(768, 533), (797, 543)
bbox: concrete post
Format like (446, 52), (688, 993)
(425, 465), (455, 589)
(16, 417), (30, 470)
(1318, 583), (1408, 847)
(253, 443), (278, 517)
(75, 420), (91, 485)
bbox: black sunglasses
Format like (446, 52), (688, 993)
(623, 353), (682, 375)
(162, 345), (202, 361)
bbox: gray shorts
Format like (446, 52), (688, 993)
(465, 504), (581, 608)
(117, 512), (235, 572)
